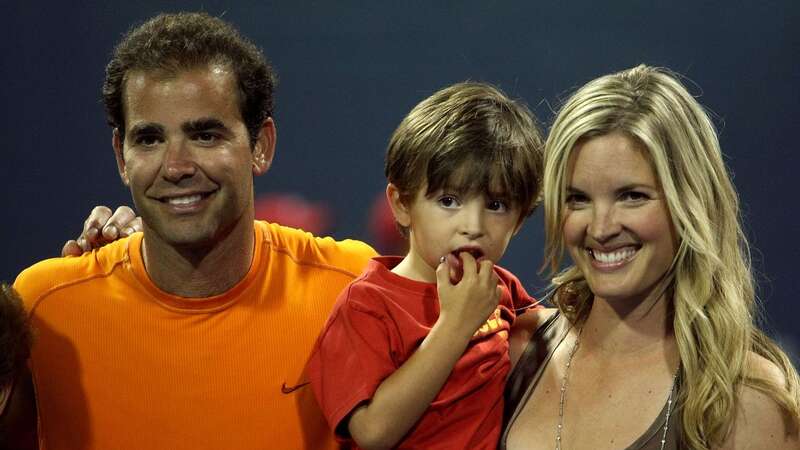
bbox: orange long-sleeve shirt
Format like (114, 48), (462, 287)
(14, 221), (376, 450)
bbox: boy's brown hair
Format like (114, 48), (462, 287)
(0, 284), (32, 387)
(384, 82), (544, 237)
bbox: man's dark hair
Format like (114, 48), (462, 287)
(0, 284), (32, 387)
(103, 12), (276, 146)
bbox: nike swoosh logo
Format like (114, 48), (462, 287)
(281, 381), (310, 394)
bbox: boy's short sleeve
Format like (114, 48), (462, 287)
(308, 287), (398, 438)
(495, 266), (538, 312)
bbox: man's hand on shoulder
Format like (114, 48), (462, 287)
(61, 206), (143, 257)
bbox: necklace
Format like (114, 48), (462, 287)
(555, 325), (679, 450)
(658, 372), (678, 449)
(554, 326), (582, 450)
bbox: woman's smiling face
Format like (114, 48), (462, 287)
(562, 131), (678, 305)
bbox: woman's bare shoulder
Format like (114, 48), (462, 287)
(509, 307), (558, 368)
(746, 351), (789, 385)
(513, 307), (558, 333)
(717, 352), (799, 449)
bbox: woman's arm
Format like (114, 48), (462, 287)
(718, 354), (799, 450)
(508, 308), (557, 370)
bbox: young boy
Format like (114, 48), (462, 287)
(308, 82), (544, 449)
(0, 283), (37, 449)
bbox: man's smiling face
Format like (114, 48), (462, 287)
(114, 64), (270, 250)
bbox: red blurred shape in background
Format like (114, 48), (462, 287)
(367, 191), (408, 256)
(254, 193), (332, 235)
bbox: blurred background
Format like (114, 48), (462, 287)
(2, 1), (797, 359)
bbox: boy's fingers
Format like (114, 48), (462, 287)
(435, 256), (451, 287)
(450, 264), (459, 284)
(459, 252), (477, 277)
(478, 259), (496, 282)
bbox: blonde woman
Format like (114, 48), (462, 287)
(502, 65), (800, 449)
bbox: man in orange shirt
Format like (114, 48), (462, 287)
(13, 12), (375, 449)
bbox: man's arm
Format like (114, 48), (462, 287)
(346, 254), (501, 450)
(61, 205), (142, 256)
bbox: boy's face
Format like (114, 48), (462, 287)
(388, 183), (522, 283)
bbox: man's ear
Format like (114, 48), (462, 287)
(386, 183), (411, 227)
(112, 129), (129, 186)
(252, 118), (276, 176)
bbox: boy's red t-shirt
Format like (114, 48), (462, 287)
(308, 256), (537, 449)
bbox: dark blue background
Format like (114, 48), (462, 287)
(3, 2), (797, 358)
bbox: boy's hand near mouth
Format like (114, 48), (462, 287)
(437, 251), (501, 334)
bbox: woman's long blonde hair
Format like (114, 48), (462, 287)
(542, 65), (800, 449)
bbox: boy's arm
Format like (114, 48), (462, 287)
(347, 254), (500, 450)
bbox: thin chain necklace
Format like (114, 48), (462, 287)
(555, 325), (679, 450)
(555, 325), (582, 450)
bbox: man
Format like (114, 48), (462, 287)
(14, 12), (375, 450)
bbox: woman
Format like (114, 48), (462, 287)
(502, 65), (800, 449)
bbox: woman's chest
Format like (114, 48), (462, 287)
(506, 354), (676, 450)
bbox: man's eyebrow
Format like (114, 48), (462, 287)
(128, 123), (165, 137)
(182, 118), (230, 134)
